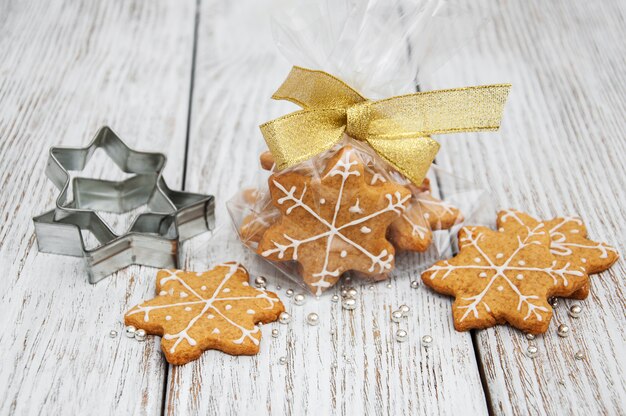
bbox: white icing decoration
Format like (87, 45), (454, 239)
(212, 328), (220, 334)
(261, 149), (410, 295)
(159, 291), (167, 296)
(360, 226), (371, 234)
(223, 288), (231, 293)
(320, 198), (326, 204)
(349, 199), (364, 214)
(340, 250), (347, 258)
(127, 264), (280, 352)
(369, 173), (385, 185)
(201, 286), (207, 291)
(426, 225), (585, 322)
(247, 309), (255, 314)
(502, 210), (617, 260)
(225, 304), (232, 310)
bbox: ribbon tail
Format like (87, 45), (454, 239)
(366, 136), (440, 186)
(260, 108), (347, 170)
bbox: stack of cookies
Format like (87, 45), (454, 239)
(236, 144), (463, 295)
(421, 209), (619, 333)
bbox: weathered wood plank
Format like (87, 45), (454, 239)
(421, 0), (626, 414)
(0, 1), (195, 414)
(166, 1), (488, 415)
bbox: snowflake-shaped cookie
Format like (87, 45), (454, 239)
(258, 146), (411, 295)
(421, 225), (588, 333)
(498, 209), (619, 299)
(125, 263), (284, 365)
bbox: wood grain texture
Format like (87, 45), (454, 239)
(420, 0), (626, 414)
(165, 1), (488, 415)
(0, 0), (195, 414)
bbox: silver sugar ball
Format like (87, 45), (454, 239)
(331, 361), (338, 369)
(293, 293), (306, 306)
(279, 356), (287, 365)
(342, 297), (357, 310)
(271, 329), (279, 338)
(549, 297), (558, 308)
(276, 285), (281, 290)
(108, 330), (118, 338)
(278, 312), (292, 324)
(526, 345), (538, 358)
(340, 289), (349, 298)
(391, 310), (404, 323)
(134, 329), (147, 342)
(421, 335), (433, 347)
(285, 289), (294, 297)
(574, 350), (585, 360)
(306, 312), (320, 326)
(254, 276), (267, 288)
(557, 323), (570, 338)
(526, 333), (536, 340)
(395, 329), (408, 343)
(331, 294), (340, 303)
(125, 325), (136, 338)
(368, 285), (375, 290)
(410, 280), (419, 289)
(346, 288), (358, 298)
(568, 304), (582, 318)
(386, 283), (392, 289)
(399, 304), (410, 316)
(330, 329), (336, 335)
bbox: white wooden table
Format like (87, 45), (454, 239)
(1, 1), (624, 415)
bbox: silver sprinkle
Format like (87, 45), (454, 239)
(340, 289), (348, 298)
(278, 312), (291, 324)
(557, 323), (570, 338)
(293, 294), (306, 306)
(526, 345), (538, 358)
(306, 313), (320, 326)
(386, 283), (392, 289)
(125, 325), (136, 338)
(421, 335), (433, 347)
(346, 288), (358, 298)
(568, 304), (582, 318)
(410, 280), (419, 289)
(368, 285), (375, 290)
(391, 310), (403, 323)
(285, 289), (294, 297)
(330, 329), (336, 335)
(399, 304), (410, 316)
(549, 297), (558, 308)
(574, 350), (585, 360)
(526, 333), (536, 340)
(108, 330), (118, 338)
(271, 329), (279, 338)
(395, 329), (408, 343)
(134, 329), (147, 342)
(254, 276), (267, 288)
(279, 356), (287, 365)
(276, 285), (281, 290)
(342, 297), (357, 310)
(331, 294), (340, 303)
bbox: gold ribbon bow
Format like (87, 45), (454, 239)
(260, 66), (510, 186)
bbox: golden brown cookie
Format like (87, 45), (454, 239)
(421, 224), (588, 333)
(497, 209), (619, 299)
(125, 263), (284, 365)
(258, 146), (411, 295)
(417, 190), (463, 230)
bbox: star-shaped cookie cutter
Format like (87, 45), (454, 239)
(33, 126), (215, 283)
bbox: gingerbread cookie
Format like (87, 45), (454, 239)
(125, 262), (284, 365)
(421, 224), (588, 333)
(498, 209), (619, 299)
(258, 146), (411, 295)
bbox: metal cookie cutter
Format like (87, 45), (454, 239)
(32, 126), (215, 283)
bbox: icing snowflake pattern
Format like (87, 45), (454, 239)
(422, 225), (588, 333)
(125, 263), (283, 364)
(498, 209), (619, 299)
(259, 147), (411, 295)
